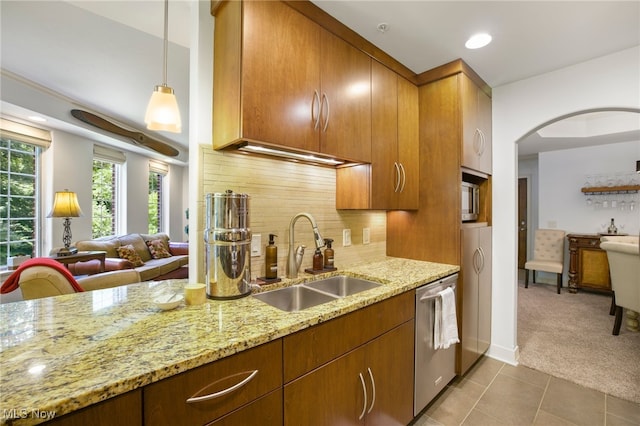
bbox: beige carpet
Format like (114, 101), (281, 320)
(517, 279), (640, 404)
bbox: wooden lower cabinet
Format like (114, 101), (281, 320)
(48, 390), (142, 426)
(284, 320), (414, 426)
(208, 389), (282, 425)
(567, 233), (611, 293)
(50, 292), (418, 425)
(143, 340), (282, 425)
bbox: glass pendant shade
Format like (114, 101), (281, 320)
(145, 85), (182, 133)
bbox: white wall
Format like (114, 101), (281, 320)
(491, 46), (640, 365)
(42, 129), (187, 255)
(539, 141), (640, 236)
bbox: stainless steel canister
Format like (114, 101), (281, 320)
(204, 190), (251, 299)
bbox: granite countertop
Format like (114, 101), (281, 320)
(0, 257), (458, 425)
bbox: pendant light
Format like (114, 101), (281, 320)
(145, 0), (181, 133)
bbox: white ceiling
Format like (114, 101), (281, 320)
(1, 0), (639, 161)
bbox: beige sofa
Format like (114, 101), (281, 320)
(68, 233), (188, 281)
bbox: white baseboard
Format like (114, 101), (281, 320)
(486, 342), (520, 366)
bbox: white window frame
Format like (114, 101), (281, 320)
(0, 118), (51, 267)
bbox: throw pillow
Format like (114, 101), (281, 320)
(146, 239), (171, 259)
(116, 244), (145, 267)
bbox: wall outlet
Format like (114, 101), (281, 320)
(343, 229), (352, 247)
(363, 228), (370, 245)
(251, 234), (261, 257)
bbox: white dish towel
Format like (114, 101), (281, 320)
(434, 287), (460, 350)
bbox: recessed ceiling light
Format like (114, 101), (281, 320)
(28, 115), (47, 122)
(377, 23), (389, 33)
(465, 33), (492, 49)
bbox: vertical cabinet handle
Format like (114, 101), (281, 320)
(473, 248), (481, 274)
(312, 90), (320, 130)
(366, 367), (376, 414)
(398, 163), (406, 193)
(477, 129), (486, 156)
(186, 370), (258, 403)
(321, 93), (330, 132)
(478, 246), (485, 273)
(393, 162), (400, 192)
(358, 372), (368, 420)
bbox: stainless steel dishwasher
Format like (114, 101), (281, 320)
(414, 273), (458, 416)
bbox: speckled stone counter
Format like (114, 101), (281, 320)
(0, 257), (458, 425)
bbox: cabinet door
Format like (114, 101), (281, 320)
(241, 0), (320, 152)
(370, 60), (398, 209)
(460, 226), (480, 374)
(365, 321), (414, 426)
(320, 29), (371, 162)
(477, 226), (492, 356)
(476, 88), (492, 173)
(459, 225), (492, 374)
(396, 76), (419, 210)
(461, 74), (492, 174)
(284, 345), (365, 425)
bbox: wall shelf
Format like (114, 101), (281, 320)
(581, 185), (640, 194)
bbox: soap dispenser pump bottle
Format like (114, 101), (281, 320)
(265, 234), (278, 279)
(313, 248), (324, 271)
(323, 238), (334, 269)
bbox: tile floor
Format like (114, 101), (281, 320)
(411, 356), (640, 426)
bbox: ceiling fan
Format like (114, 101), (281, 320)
(70, 109), (179, 157)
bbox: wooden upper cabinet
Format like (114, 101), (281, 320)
(320, 30), (372, 162)
(370, 60), (399, 209)
(213, 0), (371, 163)
(240, 0), (320, 153)
(461, 74), (492, 174)
(396, 75), (419, 209)
(336, 62), (417, 210)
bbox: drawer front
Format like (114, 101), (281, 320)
(49, 390), (141, 426)
(283, 291), (413, 382)
(144, 340), (282, 425)
(206, 389), (282, 426)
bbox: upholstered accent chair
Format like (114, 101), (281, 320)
(2, 258), (141, 301)
(600, 236), (640, 335)
(524, 229), (566, 294)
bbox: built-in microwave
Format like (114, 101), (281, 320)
(461, 181), (480, 221)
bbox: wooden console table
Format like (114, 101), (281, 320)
(567, 234), (611, 294)
(49, 251), (106, 275)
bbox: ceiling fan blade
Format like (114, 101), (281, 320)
(70, 109), (179, 157)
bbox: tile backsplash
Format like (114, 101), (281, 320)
(197, 145), (387, 281)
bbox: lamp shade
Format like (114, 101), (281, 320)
(47, 190), (84, 218)
(145, 85), (182, 133)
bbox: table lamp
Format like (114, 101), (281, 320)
(48, 190), (84, 256)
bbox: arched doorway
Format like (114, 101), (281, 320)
(488, 46), (639, 367)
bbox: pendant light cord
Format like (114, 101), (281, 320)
(162, 0), (169, 86)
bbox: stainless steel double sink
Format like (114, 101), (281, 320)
(252, 275), (381, 312)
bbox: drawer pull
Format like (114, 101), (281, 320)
(367, 367), (376, 413)
(358, 372), (367, 420)
(186, 370), (258, 403)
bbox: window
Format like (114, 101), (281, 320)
(148, 160), (168, 234)
(0, 138), (39, 266)
(92, 146), (124, 238)
(0, 118), (50, 268)
(148, 171), (163, 233)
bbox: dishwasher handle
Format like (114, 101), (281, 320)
(419, 283), (456, 302)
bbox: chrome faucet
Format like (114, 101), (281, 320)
(287, 213), (325, 278)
